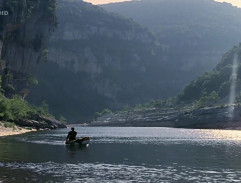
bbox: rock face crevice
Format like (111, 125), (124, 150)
(0, 0), (57, 97)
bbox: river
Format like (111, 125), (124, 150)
(1, 127), (241, 182)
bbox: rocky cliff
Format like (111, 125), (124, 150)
(0, 0), (66, 129)
(27, 0), (241, 123)
(18, 114), (66, 130)
(27, 0), (164, 122)
(0, 0), (57, 97)
(91, 104), (241, 129)
(48, 0), (155, 76)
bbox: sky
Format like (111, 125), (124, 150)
(84, 0), (241, 7)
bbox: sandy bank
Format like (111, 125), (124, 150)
(0, 122), (36, 137)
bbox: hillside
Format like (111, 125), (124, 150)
(103, 0), (241, 84)
(178, 44), (241, 104)
(28, 0), (241, 123)
(92, 44), (241, 128)
(27, 0), (166, 122)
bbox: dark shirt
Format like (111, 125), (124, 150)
(67, 131), (77, 141)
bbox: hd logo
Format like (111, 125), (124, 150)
(0, 11), (8, 16)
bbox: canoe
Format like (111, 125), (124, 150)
(65, 137), (90, 146)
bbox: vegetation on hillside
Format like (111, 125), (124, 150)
(178, 44), (241, 104)
(0, 78), (53, 125)
(0, 66), (52, 123)
(25, 0), (241, 123)
(0, 95), (52, 122)
(27, 0), (165, 122)
(103, 43), (241, 116)
(0, 0), (59, 125)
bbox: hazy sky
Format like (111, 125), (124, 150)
(84, 0), (241, 7)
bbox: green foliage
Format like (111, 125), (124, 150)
(3, 122), (15, 128)
(41, 49), (49, 63)
(0, 76), (4, 93)
(95, 108), (112, 118)
(0, 96), (14, 121)
(25, 127), (32, 130)
(59, 115), (67, 124)
(35, 101), (51, 117)
(29, 77), (38, 86)
(8, 96), (32, 121)
(178, 45), (241, 104)
(194, 91), (219, 108)
(0, 95), (52, 122)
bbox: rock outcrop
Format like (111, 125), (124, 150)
(0, 1), (66, 130)
(17, 114), (67, 129)
(91, 104), (241, 129)
(0, 0), (57, 97)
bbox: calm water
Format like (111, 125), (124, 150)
(1, 127), (241, 182)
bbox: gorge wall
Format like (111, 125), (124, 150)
(91, 105), (241, 129)
(27, 0), (241, 123)
(0, 0), (57, 97)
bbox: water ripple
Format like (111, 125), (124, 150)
(1, 162), (241, 183)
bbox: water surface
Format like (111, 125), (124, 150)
(1, 127), (241, 182)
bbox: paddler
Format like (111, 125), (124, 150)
(66, 127), (77, 142)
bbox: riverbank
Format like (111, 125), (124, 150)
(91, 104), (241, 129)
(0, 115), (67, 137)
(0, 122), (36, 137)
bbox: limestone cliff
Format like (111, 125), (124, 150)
(28, 0), (163, 122)
(91, 104), (241, 129)
(48, 0), (156, 77)
(0, 0), (57, 97)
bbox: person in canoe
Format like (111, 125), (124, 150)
(66, 127), (77, 142)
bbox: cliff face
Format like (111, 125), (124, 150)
(48, 0), (155, 75)
(0, 0), (56, 97)
(91, 105), (241, 129)
(27, 0), (164, 122)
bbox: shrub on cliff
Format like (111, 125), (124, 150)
(0, 95), (52, 122)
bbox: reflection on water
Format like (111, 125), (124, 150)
(1, 127), (241, 182)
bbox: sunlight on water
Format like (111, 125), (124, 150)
(228, 53), (239, 118)
(1, 162), (241, 183)
(16, 127), (241, 146)
(2, 127), (241, 182)
(207, 129), (241, 141)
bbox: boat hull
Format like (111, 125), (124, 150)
(65, 137), (90, 146)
